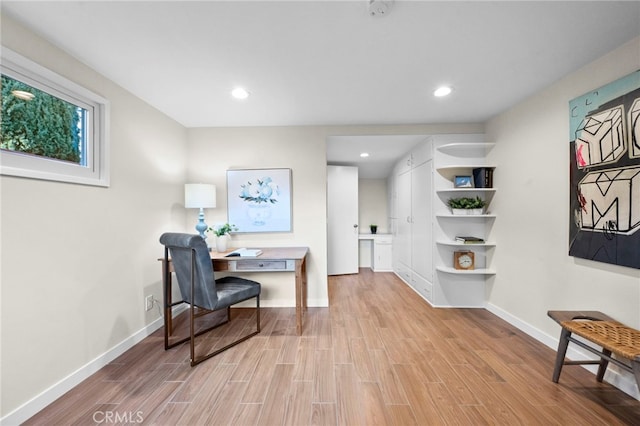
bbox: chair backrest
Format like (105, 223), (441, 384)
(159, 233), (218, 310)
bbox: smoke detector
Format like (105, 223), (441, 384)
(368, 0), (393, 17)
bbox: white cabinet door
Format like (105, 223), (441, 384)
(411, 140), (432, 168)
(327, 165), (359, 275)
(373, 239), (393, 271)
(411, 160), (433, 282)
(395, 169), (412, 270)
(387, 173), (397, 219)
(396, 153), (413, 176)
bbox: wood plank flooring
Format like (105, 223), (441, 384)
(25, 269), (639, 425)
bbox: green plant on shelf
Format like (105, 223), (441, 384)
(447, 196), (486, 209)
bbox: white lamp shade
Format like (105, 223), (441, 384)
(185, 184), (216, 208)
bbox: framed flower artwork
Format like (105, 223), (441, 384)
(226, 168), (292, 233)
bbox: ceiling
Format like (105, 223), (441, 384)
(3, 1), (640, 178)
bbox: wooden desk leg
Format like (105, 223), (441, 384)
(302, 257), (307, 312)
(295, 258), (305, 335)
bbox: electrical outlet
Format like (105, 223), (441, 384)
(145, 295), (154, 311)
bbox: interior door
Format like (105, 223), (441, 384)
(327, 165), (359, 275)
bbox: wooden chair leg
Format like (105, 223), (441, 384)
(552, 328), (571, 383)
(596, 349), (611, 382)
(256, 295), (261, 332)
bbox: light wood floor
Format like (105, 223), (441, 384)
(26, 269), (639, 425)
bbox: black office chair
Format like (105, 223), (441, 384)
(159, 232), (261, 366)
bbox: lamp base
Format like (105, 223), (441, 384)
(195, 208), (208, 239)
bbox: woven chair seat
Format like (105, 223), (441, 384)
(561, 320), (640, 361)
(548, 310), (640, 390)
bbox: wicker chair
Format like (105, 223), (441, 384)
(160, 232), (261, 366)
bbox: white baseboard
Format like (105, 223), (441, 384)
(485, 302), (640, 401)
(1, 315), (167, 426)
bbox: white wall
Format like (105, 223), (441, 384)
(1, 16), (188, 420)
(359, 179), (388, 233)
(485, 37), (640, 394)
(358, 178), (388, 267)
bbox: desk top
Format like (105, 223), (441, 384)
(358, 233), (392, 240)
(211, 246), (309, 261)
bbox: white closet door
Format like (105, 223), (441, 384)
(396, 169), (412, 270)
(411, 160), (433, 282)
(327, 165), (359, 275)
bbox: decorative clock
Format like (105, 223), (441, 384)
(454, 250), (475, 270)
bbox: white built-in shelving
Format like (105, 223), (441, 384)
(389, 134), (497, 308)
(432, 136), (497, 307)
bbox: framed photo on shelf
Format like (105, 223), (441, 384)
(454, 175), (473, 188)
(227, 168), (292, 233)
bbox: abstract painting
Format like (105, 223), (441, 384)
(569, 70), (640, 269)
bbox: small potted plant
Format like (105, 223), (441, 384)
(370, 224), (378, 234)
(207, 223), (238, 252)
(447, 196), (487, 215)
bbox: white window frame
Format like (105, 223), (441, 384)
(1, 47), (110, 187)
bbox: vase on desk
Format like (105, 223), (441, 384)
(216, 235), (229, 252)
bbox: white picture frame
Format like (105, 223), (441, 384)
(226, 168), (292, 233)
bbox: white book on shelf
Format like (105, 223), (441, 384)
(226, 248), (263, 257)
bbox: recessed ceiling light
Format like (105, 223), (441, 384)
(434, 86), (453, 97)
(360, 152), (370, 158)
(11, 90), (35, 101)
(231, 87), (250, 100)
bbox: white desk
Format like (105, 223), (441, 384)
(358, 234), (393, 272)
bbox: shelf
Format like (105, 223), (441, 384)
(437, 188), (496, 194)
(436, 143), (495, 156)
(436, 164), (496, 171)
(436, 266), (496, 275)
(436, 214), (497, 219)
(436, 240), (496, 247)
(436, 165), (496, 181)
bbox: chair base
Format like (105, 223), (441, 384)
(165, 298), (261, 366)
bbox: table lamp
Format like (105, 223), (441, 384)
(184, 183), (216, 239)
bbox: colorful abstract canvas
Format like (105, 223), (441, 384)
(569, 70), (640, 269)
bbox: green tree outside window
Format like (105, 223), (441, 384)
(1, 74), (84, 164)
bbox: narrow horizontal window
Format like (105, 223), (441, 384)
(1, 48), (109, 187)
